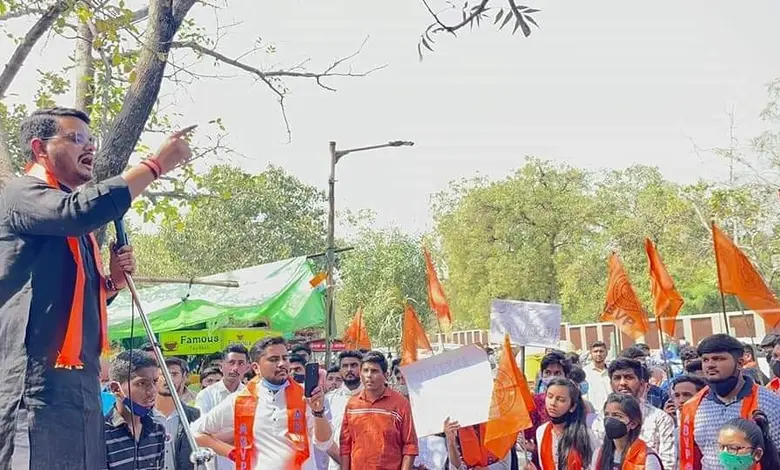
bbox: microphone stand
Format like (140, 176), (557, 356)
(113, 219), (215, 469)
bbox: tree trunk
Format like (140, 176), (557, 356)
(73, 18), (95, 112)
(92, 0), (197, 182)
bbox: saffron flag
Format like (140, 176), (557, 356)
(309, 271), (327, 288)
(645, 238), (684, 337)
(712, 222), (780, 329)
(342, 309), (372, 350)
(484, 334), (534, 458)
(600, 253), (650, 340)
(424, 248), (453, 332)
(401, 304), (433, 365)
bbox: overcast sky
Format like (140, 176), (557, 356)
(3, 0), (780, 234)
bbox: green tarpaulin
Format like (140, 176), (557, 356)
(107, 256), (325, 340)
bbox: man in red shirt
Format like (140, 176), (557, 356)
(340, 351), (418, 470)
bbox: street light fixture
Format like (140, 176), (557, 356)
(324, 140), (415, 365)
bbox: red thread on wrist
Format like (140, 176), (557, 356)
(140, 161), (159, 179)
(147, 156), (164, 175)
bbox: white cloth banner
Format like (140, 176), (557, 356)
(401, 344), (493, 437)
(490, 299), (561, 348)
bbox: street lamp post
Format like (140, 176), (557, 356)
(324, 140), (414, 365)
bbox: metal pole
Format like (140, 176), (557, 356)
(325, 141), (337, 366)
(133, 276), (239, 288)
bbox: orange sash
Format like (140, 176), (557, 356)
(596, 439), (650, 470)
(234, 377), (310, 470)
(680, 383), (759, 470)
(459, 424), (499, 467)
(25, 163), (109, 368)
(768, 377), (780, 392)
(540, 423), (583, 470)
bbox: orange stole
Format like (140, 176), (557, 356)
(768, 377), (780, 392)
(539, 423), (583, 470)
(25, 163), (109, 368)
(234, 378), (310, 469)
(679, 384), (759, 470)
(459, 424), (499, 467)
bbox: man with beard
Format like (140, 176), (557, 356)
(595, 357), (677, 470)
(193, 336), (332, 469)
(194, 344), (249, 414)
(153, 357), (200, 470)
(324, 350), (363, 469)
(679, 334), (780, 470)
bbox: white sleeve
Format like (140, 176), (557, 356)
(194, 388), (212, 414)
(535, 423), (546, 457)
(655, 412), (678, 470)
(646, 452), (664, 470)
(307, 403), (333, 450)
(191, 393), (235, 437)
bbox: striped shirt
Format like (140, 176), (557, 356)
(340, 386), (418, 470)
(103, 407), (165, 469)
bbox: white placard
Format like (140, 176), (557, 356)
(490, 299), (561, 348)
(401, 344), (493, 437)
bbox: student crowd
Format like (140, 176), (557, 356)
(84, 330), (780, 470)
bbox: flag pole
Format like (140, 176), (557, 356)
(655, 321), (674, 384)
(712, 221), (732, 336)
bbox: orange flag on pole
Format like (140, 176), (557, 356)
(401, 304), (433, 365)
(424, 248), (453, 332)
(343, 309), (372, 350)
(484, 334), (534, 458)
(645, 238), (684, 337)
(600, 253), (650, 340)
(712, 222), (780, 329)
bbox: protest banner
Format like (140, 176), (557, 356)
(489, 299), (561, 348)
(401, 344), (493, 437)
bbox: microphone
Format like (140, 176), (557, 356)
(114, 218), (129, 250)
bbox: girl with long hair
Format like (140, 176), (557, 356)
(716, 411), (780, 470)
(527, 377), (599, 470)
(596, 393), (662, 470)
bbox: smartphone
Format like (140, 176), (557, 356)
(304, 363), (319, 397)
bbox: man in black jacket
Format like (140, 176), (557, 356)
(153, 357), (201, 470)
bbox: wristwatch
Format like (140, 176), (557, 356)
(105, 277), (118, 292)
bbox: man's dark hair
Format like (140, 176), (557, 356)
(743, 343), (757, 361)
(761, 334), (779, 349)
(634, 343), (651, 355)
(672, 373), (707, 392)
(139, 342), (155, 352)
(338, 350), (363, 364)
(19, 107), (91, 162)
(680, 346), (699, 362)
(608, 357), (645, 382)
(541, 351), (571, 375)
(289, 354), (306, 366)
(565, 352), (580, 366)
(109, 349), (158, 384)
(620, 346), (648, 360)
(224, 343), (250, 362)
(361, 350), (388, 373)
(697, 334), (744, 361)
(200, 366), (222, 383)
(684, 359), (703, 374)
(243, 369), (256, 382)
(165, 357), (188, 374)
(568, 365), (586, 383)
(590, 341), (607, 350)
(327, 365), (340, 375)
(291, 344), (312, 356)
(249, 336), (286, 362)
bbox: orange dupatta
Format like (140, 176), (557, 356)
(25, 163), (109, 368)
(234, 377), (310, 470)
(680, 384), (760, 470)
(459, 424), (500, 467)
(540, 423), (583, 470)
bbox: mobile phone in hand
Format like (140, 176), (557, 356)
(304, 363), (319, 397)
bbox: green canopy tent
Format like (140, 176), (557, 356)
(108, 256), (325, 340)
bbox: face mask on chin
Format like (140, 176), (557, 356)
(122, 397), (153, 418)
(709, 364), (740, 397)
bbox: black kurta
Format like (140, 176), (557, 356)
(0, 174), (131, 470)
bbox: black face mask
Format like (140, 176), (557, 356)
(549, 414), (567, 425)
(604, 417), (628, 440)
(709, 364), (740, 396)
(771, 360), (780, 379)
(293, 374), (305, 384)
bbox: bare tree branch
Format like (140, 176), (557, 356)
(0, 7), (48, 21)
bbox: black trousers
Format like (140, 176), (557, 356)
(6, 405), (105, 470)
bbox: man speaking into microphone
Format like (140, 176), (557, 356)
(0, 107), (196, 470)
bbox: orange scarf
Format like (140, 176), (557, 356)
(596, 439), (649, 469)
(459, 424), (499, 467)
(680, 383), (759, 470)
(540, 422), (584, 470)
(768, 377), (780, 392)
(26, 163), (109, 369)
(234, 377), (310, 470)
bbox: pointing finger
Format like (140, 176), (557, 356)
(170, 125), (198, 139)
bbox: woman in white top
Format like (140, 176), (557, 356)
(594, 393), (662, 470)
(527, 377), (600, 470)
